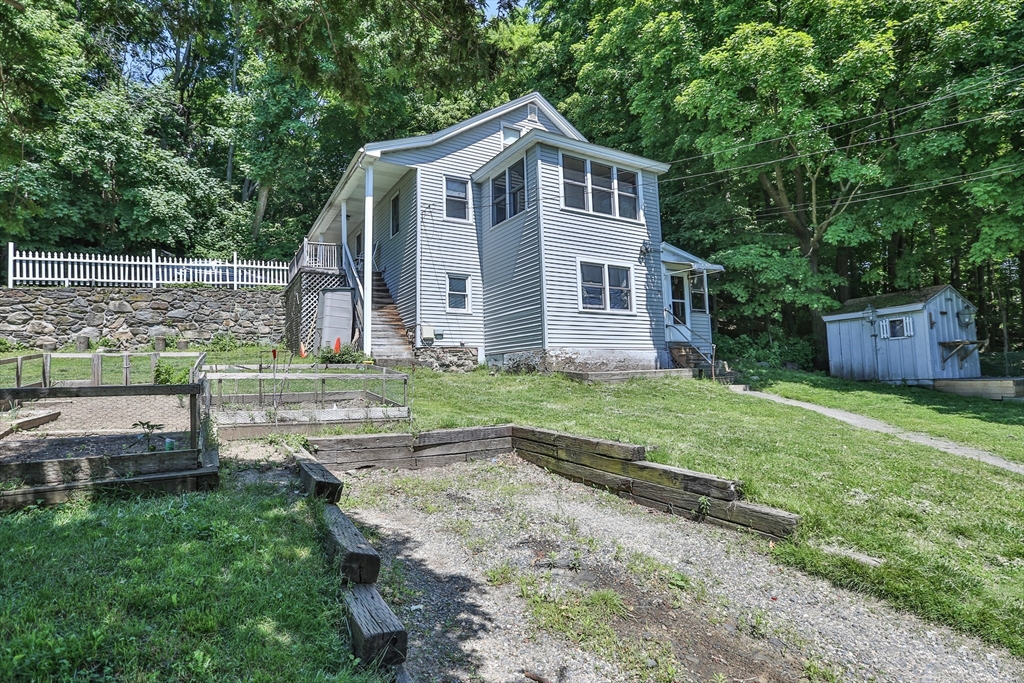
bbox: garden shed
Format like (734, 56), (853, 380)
(822, 285), (984, 385)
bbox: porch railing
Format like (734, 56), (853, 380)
(287, 238), (341, 282)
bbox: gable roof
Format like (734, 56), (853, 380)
(364, 93), (586, 155)
(472, 128), (671, 182)
(828, 285), (964, 317)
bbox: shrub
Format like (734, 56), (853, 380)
(716, 328), (815, 370)
(0, 337), (23, 353)
(317, 344), (368, 364)
(153, 360), (190, 385)
(204, 332), (238, 352)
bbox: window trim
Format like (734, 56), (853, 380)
(390, 193), (401, 237)
(689, 271), (708, 314)
(880, 316), (914, 340)
(443, 175), (472, 223)
(500, 123), (522, 148)
(557, 151), (644, 223)
(490, 155), (528, 228)
(445, 273), (472, 314)
(575, 257), (636, 314)
(527, 103), (539, 121)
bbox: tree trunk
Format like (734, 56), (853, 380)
(1019, 251), (1023, 349)
(836, 246), (851, 302)
(252, 183), (270, 242)
(226, 49), (239, 184)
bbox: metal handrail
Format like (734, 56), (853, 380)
(665, 308), (716, 368)
(342, 243), (364, 343)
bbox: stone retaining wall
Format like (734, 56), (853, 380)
(0, 287), (285, 349)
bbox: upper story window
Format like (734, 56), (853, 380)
(527, 103), (539, 121)
(445, 178), (469, 220)
(390, 194), (400, 237)
(579, 260), (633, 313)
(492, 158), (526, 226)
(561, 154), (640, 221)
(502, 125), (521, 148)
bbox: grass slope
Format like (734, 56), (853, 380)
(410, 370), (1024, 656)
(756, 369), (1024, 464)
(0, 483), (383, 683)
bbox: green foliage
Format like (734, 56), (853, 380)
(203, 332), (239, 352)
(317, 344), (368, 365)
(716, 329), (816, 370)
(0, 338), (24, 353)
(153, 360), (189, 385)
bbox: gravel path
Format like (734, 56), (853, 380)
(339, 455), (1024, 683)
(742, 389), (1024, 477)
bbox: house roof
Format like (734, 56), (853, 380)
(364, 92), (587, 154)
(471, 128), (671, 182)
(830, 285), (958, 316)
(660, 242), (723, 272)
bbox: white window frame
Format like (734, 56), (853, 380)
(880, 316), (914, 339)
(490, 155), (527, 227)
(558, 151), (644, 223)
(390, 193), (401, 237)
(501, 124), (522, 148)
(575, 257), (635, 314)
(443, 176), (471, 222)
(445, 273), (472, 314)
(527, 103), (539, 121)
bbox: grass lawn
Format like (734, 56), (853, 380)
(753, 369), (1024, 464)
(0, 480), (384, 683)
(407, 369), (1024, 657)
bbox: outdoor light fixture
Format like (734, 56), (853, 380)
(864, 304), (878, 325)
(957, 308), (975, 328)
(638, 240), (654, 261)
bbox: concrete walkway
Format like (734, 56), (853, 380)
(733, 387), (1024, 477)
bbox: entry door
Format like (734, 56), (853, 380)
(662, 265), (691, 343)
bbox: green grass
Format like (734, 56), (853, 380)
(0, 483), (385, 682)
(405, 370), (1024, 656)
(754, 369), (1024, 464)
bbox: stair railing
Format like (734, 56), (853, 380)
(342, 243), (364, 346)
(665, 307), (717, 374)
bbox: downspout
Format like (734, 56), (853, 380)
(535, 147), (549, 361)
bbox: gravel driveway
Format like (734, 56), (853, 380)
(336, 454), (1024, 683)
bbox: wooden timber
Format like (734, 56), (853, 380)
(0, 449), (200, 488)
(0, 383), (200, 401)
(0, 410), (60, 439)
(344, 584), (407, 667)
(561, 368), (700, 384)
(209, 390), (365, 405)
(0, 465), (218, 510)
(511, 426), (645, 461)
(297, 459), (344, 503)
(412, 424), (513, 446)
(511, 436), (740, 500)
(933, 377), (1024, 400)
(322, 504), (380, 583)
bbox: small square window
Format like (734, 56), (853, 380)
(390, 194), (400, 237)
(447, 274), (469, 311)
(888, 318), (906, 338)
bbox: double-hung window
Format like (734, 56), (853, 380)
(445, 178), (468, 220)
(689, 272), (707, 314)
(492, 158), (526, 226)
(579, 261), (632, 312)
(390, 194), (400, 237)
(561, 154), (640, 220)
(447, 274), (469, 312)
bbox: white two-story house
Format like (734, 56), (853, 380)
(286, 93), (721, 371)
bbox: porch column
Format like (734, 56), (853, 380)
(340, 199), (348, 253)
(362, 163), (374, 356)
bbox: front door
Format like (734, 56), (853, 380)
(662, 264), (691, 343)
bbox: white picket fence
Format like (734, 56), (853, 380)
(7, 243), (289, 289)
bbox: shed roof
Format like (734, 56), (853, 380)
(833, 285), (952, 315)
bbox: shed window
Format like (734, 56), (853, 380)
(560, 153), (642, 221)
(445, 178), (468, 220)
(447, 274), (469, 311)
(880, 316), (913, 339)
(579, 261), (633, 313)
(390, 194), (400, 236)
(492, 158), (526, 225)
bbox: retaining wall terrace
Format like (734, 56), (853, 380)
(0, 286), (285, 349)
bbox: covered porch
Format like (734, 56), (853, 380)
(660, 242), (723, 366)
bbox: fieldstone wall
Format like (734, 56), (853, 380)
(0, 287), (285, 349)
(415, 346), (478, 372)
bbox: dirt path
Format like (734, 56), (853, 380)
(740, 389), (1024, 477)
(338, 455), (1024, 683)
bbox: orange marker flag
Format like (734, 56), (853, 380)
(334, 337), (341, 353)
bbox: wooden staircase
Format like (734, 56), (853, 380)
(369, 272), (415, 367)
(668, 342), (737, 384)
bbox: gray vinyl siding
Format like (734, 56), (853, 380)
(537, 145), (664, 351)
(689, 313), (713, 358)
(377, 104), (559, 350)
(370, 169), (418, 331)
(478, 145), (543, 355)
